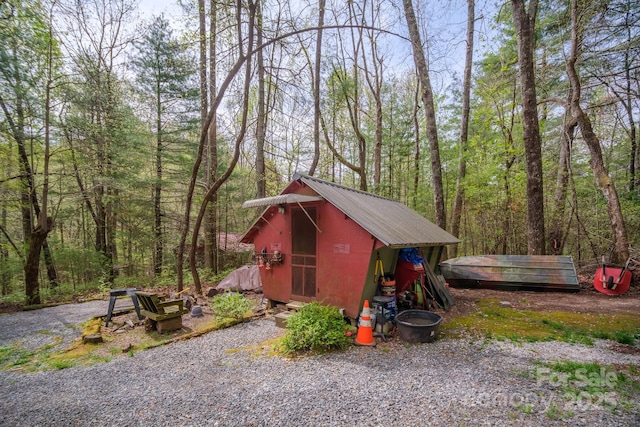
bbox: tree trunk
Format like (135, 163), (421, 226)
(177, 27), (205, 291)
(94, 98), (113, 281)
(323, 66), (368, 190)
(501, 157), (514, 255)
(190, 0), (257, 294)
(41, 24), (58, 288)
(177, 0), (209, 290)
(24, 225), (50, 305)
(154, 91), (163, 275)
(548, 109), (574, 255)
(28, 27), (55, 300)
(511, 0), (545, 255)
(630, 117), (637, 193)
(198, 0), (215, 272)
(205, 0), (219, 273)
(1, 206), (10, 295)
(623, 17), (637, 193)
(8, 44), (33, 248)
(496, 79), (518, 254)
(345, 3), (367, 191)
(412, 82), (420, 210)
(256, 0), (266, 198)
(363, 20), (383, 191)
(402, 0), (447, 239)
(3, 90), (59, 289)
(450, 0), (475, 257)
(1, 37), (60, 302)
(28, 75), (52, 299)
(198, 0), (208, 136)
(357, 2), (384, 191)
(106, 186), (117, 281)
(308, 0), (325, 177)
(566, 0), (629, 263)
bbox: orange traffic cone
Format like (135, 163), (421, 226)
(355, 300), (375, 346)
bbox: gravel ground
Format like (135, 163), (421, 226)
(1, 316), (639, 427)
(0, 300), (109, 350)
(0, 300), (107, 352)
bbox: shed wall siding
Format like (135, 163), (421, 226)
(315, 202), (373, 318)
(253, 199), (377, 318)
(252, 206), (291, 305)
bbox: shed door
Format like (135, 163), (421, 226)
(291, 207), (316, 299)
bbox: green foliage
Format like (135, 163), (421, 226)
(591, 329), (639, 346)
(152, 271), (185, 288)
(0, 345), (34, 368)
(536, 360), (640, 408)
(51, 247), (106, 288)
(281, 302), (351, 354)
(131, 15), (198, 105)
(612, 331), (637, 346)
(0, 0), (638, 305)
(49, 359), (75, 370)
(211, 292), (253, 320)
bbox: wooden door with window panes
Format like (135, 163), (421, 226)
(291, 207), (316, 298)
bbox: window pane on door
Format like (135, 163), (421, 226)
(303, 266), (316, 297)
(292, 266), (304, 296)
(292, 208), (316, 254)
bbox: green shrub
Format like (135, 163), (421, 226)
(211, 292), (253, 320)
(613, 330), (636, 345)
(282, 302), (351, 354)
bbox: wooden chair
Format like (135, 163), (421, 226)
(135, 291), (187, 333)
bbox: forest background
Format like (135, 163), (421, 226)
(1, 0), (638, 305)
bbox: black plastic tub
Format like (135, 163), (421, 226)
(396, 310), (443, 343)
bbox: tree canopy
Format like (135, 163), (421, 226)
(0, 0), (638, 301)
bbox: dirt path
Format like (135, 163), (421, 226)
(444, 286), (640, 322)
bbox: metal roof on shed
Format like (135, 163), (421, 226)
(242, 194), (323, 208)
(293, 173), (459, 247)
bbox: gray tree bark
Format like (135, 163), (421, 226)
(566, 0), (629, 263)
(402, 0), (447, 236)
(511, 0), (546, 255)
(450, 0), (475, 257)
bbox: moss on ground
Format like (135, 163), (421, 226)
(441, 298), (640, 344)
(0, 313), (252, 372)
(3, 296), (639, 371)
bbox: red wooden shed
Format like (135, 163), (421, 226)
(240, 173), (460, 319)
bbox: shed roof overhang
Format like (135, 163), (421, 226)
(240, 193), (324, 243)
(241, 194), (323, 208)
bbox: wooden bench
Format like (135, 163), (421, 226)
(135, 291), (187, 333)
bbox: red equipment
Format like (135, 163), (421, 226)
(594, 257), (631, 295)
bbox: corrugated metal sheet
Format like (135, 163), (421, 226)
(439, 255), (580, 292)
(294, 173), (460, 247)
(242, 194), (322, 208)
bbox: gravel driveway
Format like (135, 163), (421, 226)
(1, 312), (639, 427)
(0, 300), (108, 352)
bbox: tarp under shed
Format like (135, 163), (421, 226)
(215, 265), (262, 293)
